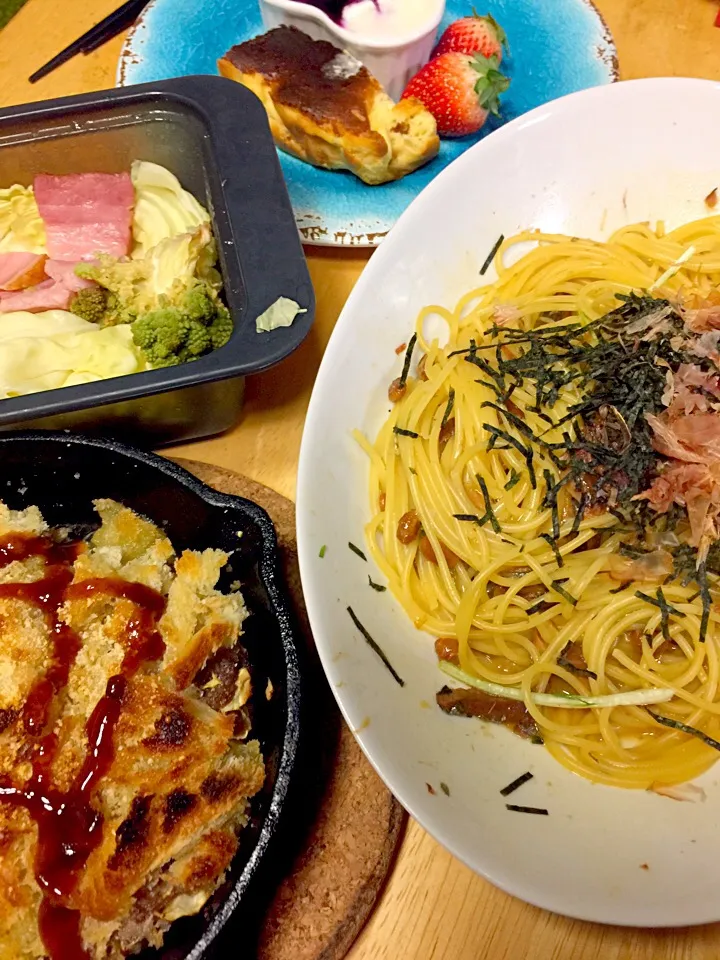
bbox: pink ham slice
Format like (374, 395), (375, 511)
(44, 259), (96, 292)
(0, 252), (47, 291)
(34, 172), (135, 262)
(0, 279), (72, 313)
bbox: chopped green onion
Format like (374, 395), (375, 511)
(319, 545), (327, 558)
(439, 661), (673, 708)
(440, 782), (450, 796)
(648, 245), (696, 292)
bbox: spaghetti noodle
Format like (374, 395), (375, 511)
(356, 216), (720, 790)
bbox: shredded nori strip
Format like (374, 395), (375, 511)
(505, 804), (548, 815)
(634, 588), (685, 642)
(526, 598), (549, 616)
(504, 468), (521, 491)
(609, 583), (628, 594)
(557, 642), (597, 680)
(348, 541), (367, 561)
(399, 332), (417, 388)
(454, 513), (483, 524)
(441, 388), (455, 429)
(482, 423), (537, 489)
(347, 606), (405, 687)
(480, 233), (505, 275)
(368, 576), (387, 592)
(571, 492), (589, 535)
(477, 474), (502, 534)
(649, 711), (720, 752)
(539, 533), (564, 568)
(551, 581), (578, 606)
(698, 561), (711, 644)
(393, 426), (420, 438)
(499, 771), (534, 797)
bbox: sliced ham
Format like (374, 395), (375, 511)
(44, 259), (96, 292)
(0, 279), (72, 313)
(0, 252), (47, 291)
(34, 172), (134, 262)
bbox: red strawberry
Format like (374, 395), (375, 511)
(402, 53), (509, 138)
(433, 11), (508, 61)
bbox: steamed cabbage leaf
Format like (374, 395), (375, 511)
(0, 312), (144, 399)
(0, 185), (45, 254)
(131, 160), (210, 257)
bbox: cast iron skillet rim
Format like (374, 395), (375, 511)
(0, 430), (302, 959)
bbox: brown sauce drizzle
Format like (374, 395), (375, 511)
(0, 535), (167, 959)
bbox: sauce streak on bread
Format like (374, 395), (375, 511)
(0, 535), (166, 960)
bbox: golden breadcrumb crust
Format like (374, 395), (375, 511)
(0, 500), (264, 960)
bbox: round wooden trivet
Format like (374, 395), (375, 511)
(173, 459), (406, 960)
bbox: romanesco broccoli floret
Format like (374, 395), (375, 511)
(69, 287), (109, 324)
(131, 288), (232, 368)
(76, 257), (152, 315)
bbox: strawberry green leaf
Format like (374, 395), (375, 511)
(470, 54), (511, 117)
(484, 13), (509, 52)
(471, 8), (509, 52)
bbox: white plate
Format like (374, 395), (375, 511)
(296, 78), (720, 927)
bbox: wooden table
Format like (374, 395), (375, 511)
(2, 2), (720, 956)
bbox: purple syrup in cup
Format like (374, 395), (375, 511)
(294, 0), (380, 25)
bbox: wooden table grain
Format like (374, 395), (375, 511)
(2, 1), (720, 956)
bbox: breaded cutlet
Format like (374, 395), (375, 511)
(0, 499), (264, 960)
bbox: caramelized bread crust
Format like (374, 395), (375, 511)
(0, 500), (264, 960)
(219, 26), (439, 185)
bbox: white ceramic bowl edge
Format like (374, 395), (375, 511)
(297, 78), (720, 928)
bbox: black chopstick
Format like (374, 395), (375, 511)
(29, 0), (149, 83)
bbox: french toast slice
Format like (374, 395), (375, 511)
(218, 26), (439, 186)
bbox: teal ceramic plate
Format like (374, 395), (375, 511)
(118, 0), (617, 245)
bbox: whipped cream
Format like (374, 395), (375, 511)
(341, 0), (441, 38)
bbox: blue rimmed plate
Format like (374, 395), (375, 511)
(118, 0), (617, 245)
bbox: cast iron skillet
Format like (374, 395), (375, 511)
(0, 432), (302, 959)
